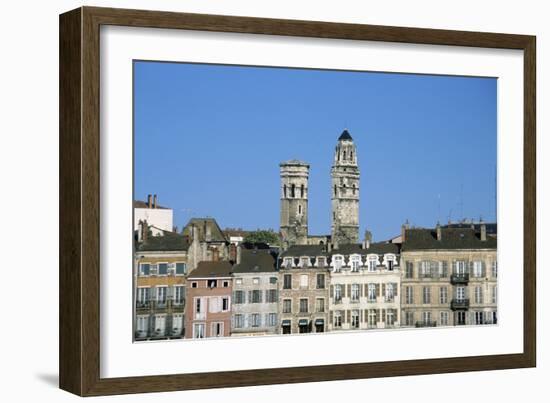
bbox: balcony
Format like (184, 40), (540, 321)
(415, 321), (437, 328)
(451, 273), (470, 285)
(135, 298), (185, 312)
(451, 298), (470, 310)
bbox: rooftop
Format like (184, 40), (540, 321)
(402, 226), (497, 251)
(338, 129), (353, 141)
(137, 231), (190, 252)
(188, 261), (233, 279)
(232, 249), (277, 273)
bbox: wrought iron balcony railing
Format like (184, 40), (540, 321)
(451, 298), (470, 310)
(451, 273), (470, 284)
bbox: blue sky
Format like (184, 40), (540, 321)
(134, 61), (496, 241)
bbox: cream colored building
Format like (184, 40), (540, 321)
(400, 222), (497, 328)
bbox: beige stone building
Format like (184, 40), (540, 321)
(278, 245), (330, 334)
(400, 222), (497, 328)
(328, 241), (401, 331)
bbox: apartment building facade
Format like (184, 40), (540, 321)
(400, 222), (497, 328)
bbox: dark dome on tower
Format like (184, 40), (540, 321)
(338, 129), (353, 141)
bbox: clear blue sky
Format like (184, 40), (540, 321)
(134, 61), (496, 241)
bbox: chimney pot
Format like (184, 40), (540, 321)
(147, 194), (152, 208)
(153, 194), (157, 209)
(480, 222), (487, 241)
(436, 222), (442, 241)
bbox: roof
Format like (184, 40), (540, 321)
(133, 200), (170, 209)
(188, 261), (233, 279)
(137, 231), (190, 252)
(280, 244), (327, 257)
(443, 222), (497, 235)
(402, 227), (497, 251)
(332, 242), (400, 255)
(232, 249), (277, 273)
(338, 129), (353, 141)
(182, 218), (227, 243)
(279, 159), (310, 167)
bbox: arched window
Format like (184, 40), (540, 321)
(300, 184), (304, 198)
(291, 184), (295, 198)
(334, 185), (337, 197)
(283, 184), (287, 198)
(350, 151), (353, 160)
(298, 204), (302, 214)
(352, 184), (356, 195)
(343, 151), (346, 160)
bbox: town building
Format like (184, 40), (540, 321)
(279, 160), (310, 248)
(400, 222), (497, 328)
(134, 194), (173, 237)
(328, 239), (401, 331)
(278, 245), (330, 334)
(182, 217), (230, 272)
(185, 261), (233, 338)
(134, 226), (189, 341)
(331, 130), (360, 247)
(231, 246), (279, 336)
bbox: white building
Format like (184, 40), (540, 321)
(134, 194), (173, 237)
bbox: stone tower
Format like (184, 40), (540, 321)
(331, 129), (360, 246)
(280, 160), (310, 248)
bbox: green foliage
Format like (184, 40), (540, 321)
(243, 229), (280, 246)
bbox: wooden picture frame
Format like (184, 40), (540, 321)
(59, 6), (536, 396)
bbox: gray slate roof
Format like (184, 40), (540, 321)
(232, 249), (277, 273)
(402, 227), (497, 251)
(332, 242), (400, 255)
(137, 232), (190, 252)
(338, 129), (353, 141)
(188, 261), (233, 279)
(182, 218), (227, 243)
(280, 244), (327, 258)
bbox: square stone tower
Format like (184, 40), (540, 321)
(279, 160), (310, 248)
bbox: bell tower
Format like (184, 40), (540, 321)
(331, 129), (360, 246)
(279, 160), (309, 248)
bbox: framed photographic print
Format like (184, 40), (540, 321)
(59, 6), (536, 396)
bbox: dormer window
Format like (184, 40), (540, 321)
(350, 255), (361, 272)
(283, 257), (293, 268)
(333, 255), (343, 272)
(385, 255), (395, 271)
(300, 257), (310, 268)
(207, 279), (217, 288)
(317, 257), (326, 267)
(368, 256), (378, 271)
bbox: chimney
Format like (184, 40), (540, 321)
(362, 230), (372, 249)
(140, 219), (148, 242)
(436, 222), (442, 241)
(327, 242), (332, 253)
(480, 221), (487, 241)
(147, 194), (152, 208)
(191, 224), (199, 243)
(205, 222), (212, 242)
(153, 194), (157, 209)
(401, 220), (410, 242)
(236, 245), (242, 264)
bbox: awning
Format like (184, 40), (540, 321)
(315, 319), (324, 326)
(281, 320), (291, 326)
(298, 319), (309, 326)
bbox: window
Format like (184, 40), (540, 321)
(351, 284), (360, 302)
(386, 309), (396, 326)
(154, 315), (166, 334)
(250, 314), (261, 327)
(456, 311), (466, 325)
(351, 310), (360, 328)
(317, 257), (326, 267)
(455, 260), (467, 274)
(300, 257), (309, 267)
(212, 322), (224, 337)
(158, 263), (168, 276)
(422, 286), (431, 304)
(405, 261), (414, 278)
(316, 298), (325, 313)
(492, 285), (497, 304)
(266, 289), (278, 303)
(474, 286), (483, 304)
(422, 311), (431, 324)
(350, 255), (361, 272)
(235, 278), (243, 285)
(223, 281), (229, 288)
(440, 311), (449, 326)
(222, 297), (229, 311)
(333, 256), (343, 272)
(191, 282), (198, 288)
(405, 286), (413, 304)
(456, 286), (466, 301)
(368, 256), (378, 271)
(385, 283), (394, 302)
(367, 283), (377, 302)
(473, 261), (483, 277)
(207, 279), (217, 288)
(156, 286), (167, 305)
(234, 314), (244, 328)
(420, 261), (432, 277)
(300, 274), (308, 288)
(283, 257), (293, 268)
(300, 184), (305, 198)
(172, 314), (183, 333)
(139, 263), (150, 276)
(316, 274), (325, 289)
(283, 274), (292, 289)
(251, 290), (261, 303)
(195, 298), (202, 314)
(175, 262), (186, 275)
(299, 298), (308, 313)
(268, 313), (277, 327)
(334, 311), (342, 328)
(352, 184), (356, 195)
(386, 256), (395, 271)
(298, 204), (302, 214)
(334, 284), (342, 303)
(291, 184), (295, 198)
(368, 310), (378, 327)
(173, 286), (184, 305)
(492, 260), (498, 278)
(234, 290), (245, 304)
(283, 184), (287, 198)
(439, 287), (448, 304)
(270, 277), (277, 284)
(136, 315), (148, 333)
(252, 277), (260, 285)
(137, 287), (150, 304)
(474, 311), (484, 325)
(283, 299), (292, 313)
(405, 311), (414, 326)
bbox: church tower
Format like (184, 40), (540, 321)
(331, 129), (360, 246)
(280, 160), (309, 248)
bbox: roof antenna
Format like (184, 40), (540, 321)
(459, 183), (464, 222)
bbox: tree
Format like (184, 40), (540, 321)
(243, 229), (280, 246)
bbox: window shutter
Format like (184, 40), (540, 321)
(330, 310), (334, 324)
(330, 285), (334, 298)
(361, 283), (365, 297)
(259, 290), (263, 303)
(346, 310), (351, 323)
(393, 283), (398, 296)
(364, 309), (368, 322)
(381, 309), (386, 323)
(381, 283), (386, 298)
(248, 291), (252, 303)
(347, 284), (351, 298)
(442, 261), (448, 277)
(469, 261), (474, 275)
(360, 309), (363, 322)
(481, 261), (486, 277)
(376, 283), (380, 297)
